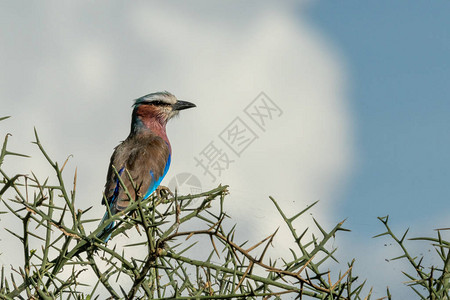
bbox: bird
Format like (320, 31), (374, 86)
(97, 91), (196, 241)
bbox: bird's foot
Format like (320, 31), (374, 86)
(156, 185), (174, 199)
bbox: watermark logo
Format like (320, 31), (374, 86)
(219, 117), (258, 157)
(193, 92), (283, 182)
(168, 92), (282, 187)
(194, 141), (234, 182)
(244, 92), (283, 131)
(167, 172), (202, 195)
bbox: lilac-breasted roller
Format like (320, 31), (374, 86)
(98, 91), (195, 241)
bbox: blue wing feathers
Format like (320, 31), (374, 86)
(98, 136), (171, 242)
(111, 167), (125, 206)
(144, 153), (171, 198)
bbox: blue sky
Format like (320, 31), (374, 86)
(307, 2), (450, 228)
(304, 2), (450, 297)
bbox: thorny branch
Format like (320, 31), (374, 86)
(0, 120), (447, 299)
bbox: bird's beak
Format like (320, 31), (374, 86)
(172, 100), (196, 111)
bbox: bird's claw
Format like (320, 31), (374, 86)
(156, 185), (174, 199)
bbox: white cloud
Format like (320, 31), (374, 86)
(0, 1), (355, 296)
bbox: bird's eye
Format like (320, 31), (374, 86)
(151, 101), (166, 106)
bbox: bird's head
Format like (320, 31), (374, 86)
(131, 91), (196, 133)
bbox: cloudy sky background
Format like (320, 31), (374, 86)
(1, 1), (449, 298)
